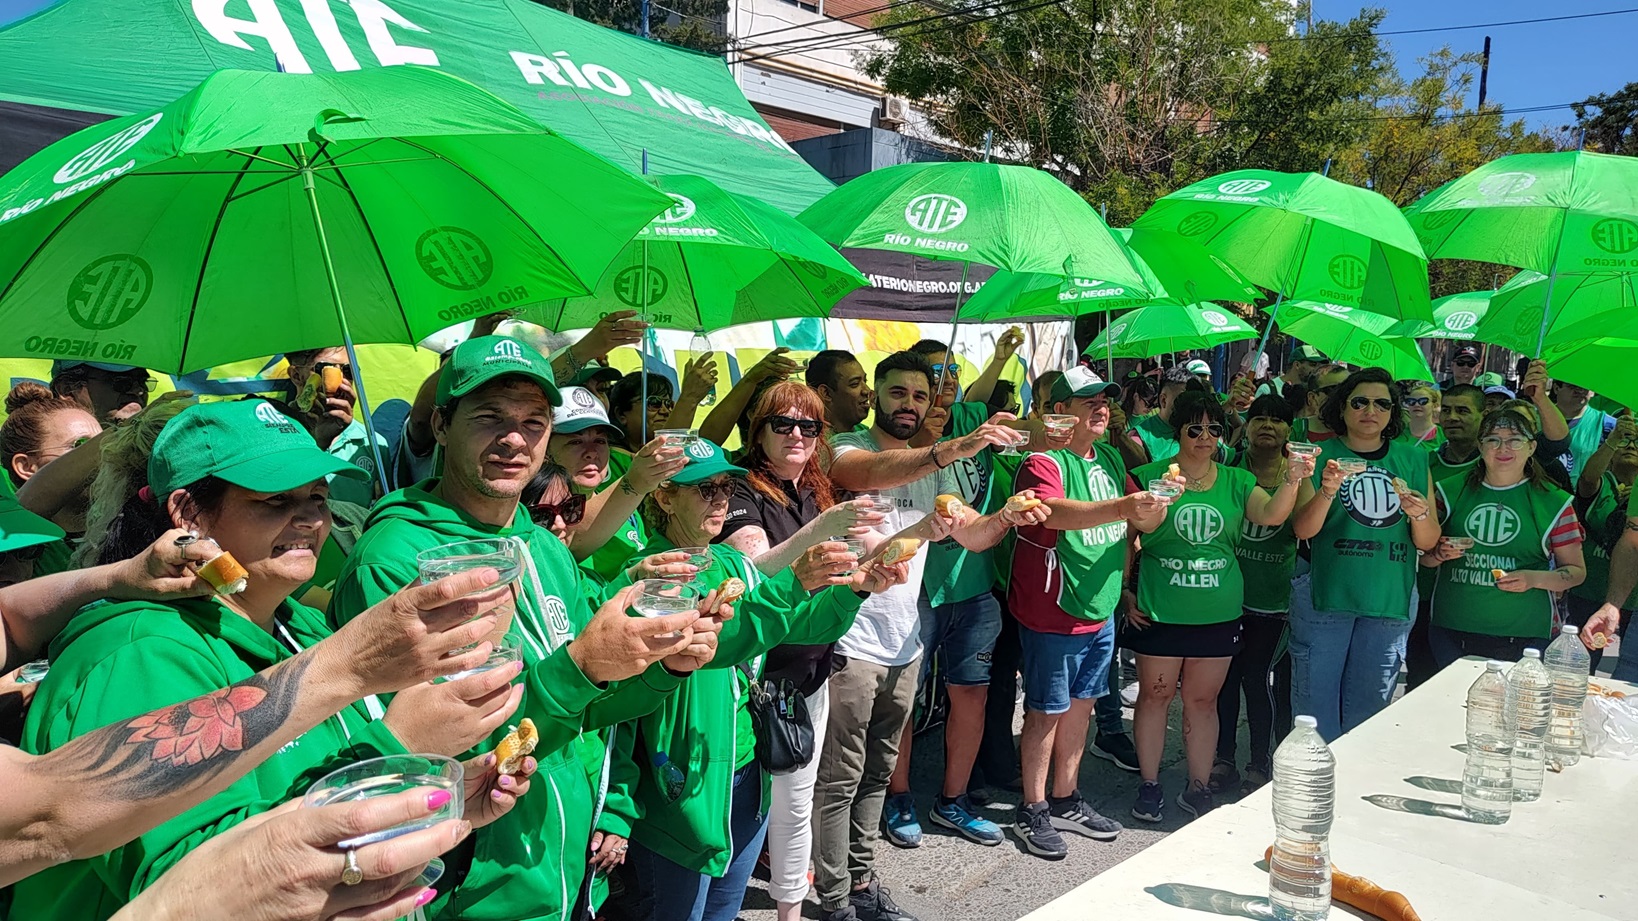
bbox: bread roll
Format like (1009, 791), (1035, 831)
(321, 365), (344, 392)
(1006, 494), (1042, 513)
(199, 552), (248, 595)
(1167, 463), (1180, 479)
(716, 577), (746, 605)
(934, 494), (966, 517)
(496, 718), (538, 775)
(880, 537), (923, 565)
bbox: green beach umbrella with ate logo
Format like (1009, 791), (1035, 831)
(1272, 301), (1435, 382)
(0, 66), (669, 491)
(1403, 151), (1638, 355)
(1081, 302), (1259, 359)
(521, 173), (867, 332)
(1396, 270), (1638, 354)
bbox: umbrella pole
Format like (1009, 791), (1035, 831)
(1248, 292), (1285, 378)
(1104, 301), (1114, 379)
(298, 157), (391, 498)
(936, 261), (971, 398)
(641, 239), (651, 445)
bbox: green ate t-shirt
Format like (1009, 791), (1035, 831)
(1133, 413), (1179, 463)
(1307, 439), (1427, 618)
(924, 402), (1003, 607)
(1432, 478), (1574, 639)
(1132, 460), (1254, 624)
(1232, 457), (1298, 614)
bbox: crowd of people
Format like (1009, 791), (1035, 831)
(0, 309), (1632, 921)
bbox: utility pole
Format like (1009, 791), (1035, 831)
(1477, 35), (1491, 108)
(641, 0), (650, 38)
(1306, 1), (1313, 33)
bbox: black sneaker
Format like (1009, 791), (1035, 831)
(1048, 790), (1122, 841)
(1131, 781), (1164, 823)
(1177, 782), (1215, 818)
(1089, 731), (1140, 772)
(1010, 800), (1069, 860)
(849, 879), (918, 921)
(822, 907), (860, 921)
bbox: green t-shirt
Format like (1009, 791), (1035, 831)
(1133, 413), (1179, 463)
(1017, 444), (1129, 622)
(1395, 426), (1447, 454)
(1232, 456), (1298, 614)
(1417, 445), (1481, 599)
(924, 401), (1001, 607)
(1307, 439), (1427, 619)
(1432, 478), (1575, 639)
(1572, 473), (1637, 608)
(991, 451), (1024, 592)
(1132, 460), (1255, 624)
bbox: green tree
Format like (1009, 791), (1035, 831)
(529, 0), (727, 53)
(1568, 82), (1638, 156)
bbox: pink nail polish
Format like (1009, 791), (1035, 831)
(492, 789), (505, 801)
(426, 789), (452, 810)
(415, 888), (438, 908)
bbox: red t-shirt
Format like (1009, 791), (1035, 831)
(1008, 453), (1109, 636)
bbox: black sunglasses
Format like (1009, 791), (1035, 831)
(312, 361), (355, 381)
(645, 397), (674, 412)
(684, 481), (735, 503)
(1402, 396), (1431, 407)
(767, 415), (823, 438)
(1454, 358), (1479, 367)
(529, 493), (586, 527)
(1349, 396), (1396, 412)
(1184, 423), (1225, 439)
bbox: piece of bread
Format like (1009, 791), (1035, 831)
(1590, 632), (1610, 650)
(880, 537), (923, 565)
(1392, 476), (1409, 492)
(321, 365), (344, 392)
(934, 494), (966, 517)
(716, 577), (746, 605)
(199, 552), (248, 595)
(496, 718), (538, 775)
(1492, 569), (1508, 581)
(1167, 463), (1181, 479)
(1006, 494), (1042, 513)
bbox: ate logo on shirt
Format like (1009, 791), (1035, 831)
(1241, 520), (1282, 542)
(1465, 504), (1522, 547)
(543, 595), (572, 638)
(1173, 503), (1226, 545)
(1341, 468), (1404, 528)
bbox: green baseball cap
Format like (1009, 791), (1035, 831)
(669, 438), (747, 485)
(1049, 365), (1121, 404)
(149, 400), (372, 495)
(0, 496), (64, 554)
(436, 335), (562, 408)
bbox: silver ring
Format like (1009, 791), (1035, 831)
(340, 848), (364, 886)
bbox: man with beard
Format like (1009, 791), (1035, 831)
(330, 335), (718, 921)
(808, 349), (874, 435)
(815, 350), (1039, 921)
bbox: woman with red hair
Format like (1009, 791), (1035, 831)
(716, 380), (883, 921)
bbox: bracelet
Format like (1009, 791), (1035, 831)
(1321, 489), (1337, 500)
(1412, 511), (1429, 521)
(932, 444), (948, 469)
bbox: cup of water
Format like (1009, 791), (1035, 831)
(835, 537), (867, 575)
(1286, 440), (1321, 460)
(1148, 478), (1184, 503)
(435, 636), (523, 684)
(304, 754), (464, 887)
(1043, 414), (1078, 438)
(417, 538), (523, 594)
(655, 428), (700, 448)
(997, 426), (1030, 456)
(672, 546), (712, 577)
(1445, 536), (1476, 551)
(1335, 457), (1368, 479)
(632, 579), (701, 637)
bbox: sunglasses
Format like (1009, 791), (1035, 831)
(1479, 436), (1532, 452)
(931, 363), (962, 378)
(1349, 396), (1395, 413)
(312, 361), (355, 381)
(1183, 423), (1225, 439)
(1454, 358), (1479, 367)
(768, 415), (823, 438)
(684, 481), (735, 503)
(645, 397), (675, 412)
(1402, 397), (1431, 408)
(529, 493), (586, 527)
(0, 543), (47, 564)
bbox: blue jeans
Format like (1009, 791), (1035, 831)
(1288, 572), (1413, 742)
(628, 763), (770, 921)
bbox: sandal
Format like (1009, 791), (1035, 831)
(1207, 759), (1240, 794)
(1239, 766), (1271, 797)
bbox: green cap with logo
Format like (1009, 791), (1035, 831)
(0, 496), (65, 554)
(149, 400), (372, 495)
(436, 335), (562, 408)
(669, 438), (747, 485)
(1049, 365), (1121, 404)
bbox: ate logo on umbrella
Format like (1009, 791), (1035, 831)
(1200, 310), (1233, 329)
(1356, 340), (1384, 362)
(1465, 504), (1522, 547)
(1444, 310), (1479, 332)
(903, 194), (967, 234)
(1327, 255), (1368, 290)
(613, 265), (668, 309)
(67, 254), (152, 330)
(1591, 218), (1638, 256)
(655, 194), (697, 224)
(1216, 178), (1271, 196)
(1175, 211), (1218, 237)
(54, 113), (162, 185)
(1476, 171), (1537, 201)
(416, 227), (493, 291)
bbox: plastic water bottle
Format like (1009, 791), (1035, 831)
(653, 752), (685, 802)
(688, 330), (717, 406)
(1461, 661), (1513, 824)
(1270, 715), (1335, 921)
(1506, 649), (1551, 802)
(1544, 624), (1591, 767)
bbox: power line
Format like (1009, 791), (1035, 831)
(1264, 6), (1638, 42)
(733, 0), (1055, 65)
(734, 0), (904, 42)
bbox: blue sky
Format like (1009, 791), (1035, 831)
(0, 0), (1629, 130)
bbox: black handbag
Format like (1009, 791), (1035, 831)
(740, 663), (815, 774)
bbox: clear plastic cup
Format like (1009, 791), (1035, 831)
(853, 493), (897, 530)
(632, 579), (701, 637)
(836, 537), (867, 575)
(1445, 536), (1476, 551)
(672, 545), (712, 576)
(435, 636), (522, 684)
(304, 754), (464, 847)
(416, 538), (523, 594)
(1148, 478), (1184, 502)
(1335, 457), (1368, 478)
(14, 660), (48, 684)
(996, 426), (1030, 456)
(1043, 414), (1078, 437)
(1286, 441), (1322, 460)
(655, 428), (700, 448)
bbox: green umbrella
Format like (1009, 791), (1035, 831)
(1082, 302), (1258, 359)
(1397, 271), (1638, 354)
(1392, 288), (1493, 341)
(1133, 169), (1432, 323)
(1542, 337), (1638, 413)
(0, 66), (670, 490)
(523, 174), (866, 332)
(1273, 301), (1435, 381)
(1120, 227), (1265, 305)
(1403, 151), (1638, 354)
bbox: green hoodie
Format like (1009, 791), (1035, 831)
(609, 534), (865, 876)
(330, 479), (683, 921)
(9, 597), (403, 921)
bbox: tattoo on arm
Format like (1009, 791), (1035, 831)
(44, 656), (311, 801)
(619, 478), (638, 497)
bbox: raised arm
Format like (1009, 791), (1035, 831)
(961, 327), (1023, 408)
(1292, 461), (1344, 541)
(698, 349), (799, 448)
(550, 311), (645, 385)
(1244, 452), (1313, 527)
(1524, 361), (1569, 441)
(568, 439), (686, 562)
(827, 419), (1019, 492)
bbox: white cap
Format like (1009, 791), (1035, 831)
(1485, 660), (1506, 671)
(552, 386), (622, 436)
(1523, 648), (1542, 659)
(1186, 358), (1211, 376)
(1561, 624), (1580, 636)
(1294, 715), (1318, 728)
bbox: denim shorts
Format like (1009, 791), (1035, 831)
(1018, 622), (1115, 715)
(919, 591), (1003, 687)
